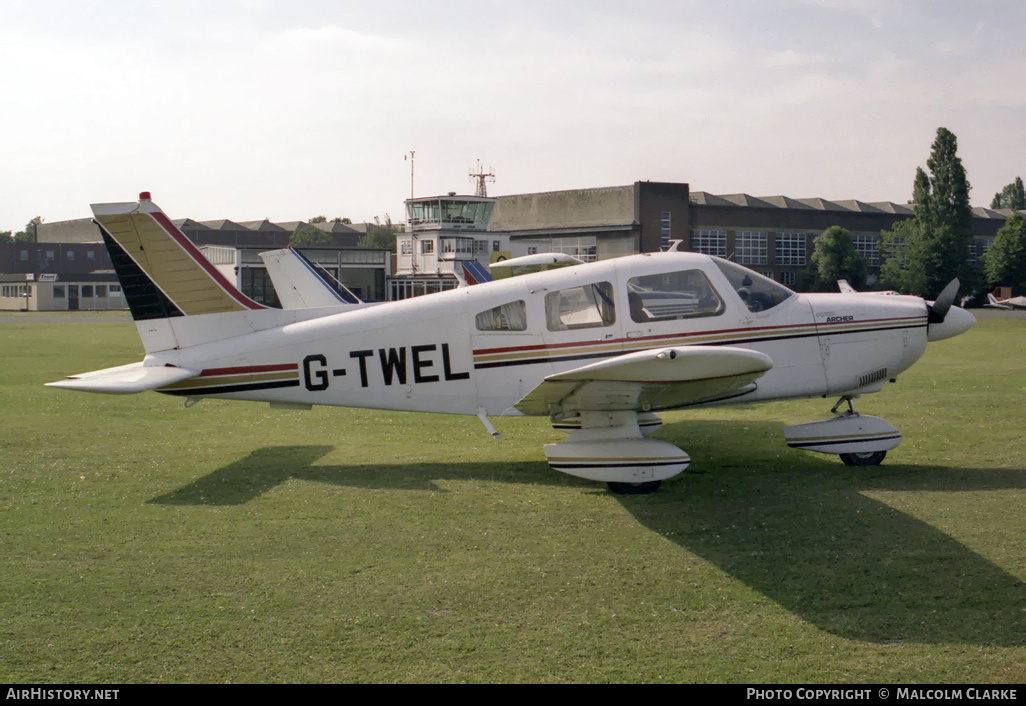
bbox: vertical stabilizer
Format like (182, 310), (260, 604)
(92, 193), (270, 353)
(260, 246), (362, 308)
(93, 193), (268, 321)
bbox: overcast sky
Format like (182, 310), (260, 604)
(2, 0), (1024, 229)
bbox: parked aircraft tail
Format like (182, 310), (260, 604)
(90, 193), (316, 355)
(92, 192), (268, 322)
(259, 246), (362, 308)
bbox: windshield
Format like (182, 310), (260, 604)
(712, 258), (794, 313)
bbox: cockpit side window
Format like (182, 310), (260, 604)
(626, 270), (725, 322)
(475, 300), (527, 331)
(712, 258), (795, 313)
(545, 282), (615, 331)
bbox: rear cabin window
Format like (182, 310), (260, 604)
(476, 300), (527, 331)
(545, 282), (615, 331)
(627, 270), (725, 322)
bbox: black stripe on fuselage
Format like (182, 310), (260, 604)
(159, 380), (301, 397)
(473, 322), (926, 370)
(549, 459), (687, 470)
(786, 434), (901, 449)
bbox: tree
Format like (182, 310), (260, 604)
(289, 223), (336, 248)
(983, 212), (1026, 294)
(879, 127), (975, 297)
(925, 128), (973, 236)
(0, 230), (11, 243)
(990, 177), (1025, 210)
(307, 215), (351, 224)
(14, 216), (42, 243)
(809, 226), (868, 291)
(880, 218), (925, 295)
(357, 215), (399, 251)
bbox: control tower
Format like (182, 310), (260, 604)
(392, 192), (497, 299)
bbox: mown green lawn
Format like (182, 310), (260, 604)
(1, 311), (1023, 683)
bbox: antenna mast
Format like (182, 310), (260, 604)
(469, 159), (495, 197)
(407, 150), (415, 199)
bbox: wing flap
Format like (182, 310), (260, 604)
(514, 346), (772, 416)
(46, 362), (200, 395)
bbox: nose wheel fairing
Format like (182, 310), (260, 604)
(783, 397), (901, 462)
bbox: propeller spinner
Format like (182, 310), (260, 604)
(926, 278), (976, 341)
(927, 278), (960, 324)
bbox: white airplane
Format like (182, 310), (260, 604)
(837, 279), (899, 296)
(47, 193), (976, 494)
(986, 292), (1026, 310)
(259, 246), (370, 310)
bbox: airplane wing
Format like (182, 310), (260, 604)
(837, 279), (856, 294)
(46, 362), (200, 394)
(514, 346), (772, 416)
(489, 252), (584, 279)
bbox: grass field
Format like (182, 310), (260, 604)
(1, 310), (1024, 683)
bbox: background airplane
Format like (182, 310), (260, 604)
(47, 193), (975, 494)
(986, 292), (1026, 310)
(259, 247), (367, 310)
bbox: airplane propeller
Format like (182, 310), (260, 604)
(924, 277), (975, 342)
(927, 278), (960, 324)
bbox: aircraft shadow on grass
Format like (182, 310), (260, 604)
(149, 420), (1026, 647)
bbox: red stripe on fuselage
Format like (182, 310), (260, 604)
(472, 315), (926, 356)
(199, 363), (299, 377)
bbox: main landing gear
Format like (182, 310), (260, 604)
(607, 480), (662, 495)
(544, 411), (687, 495)
(783, 395), (902, 465)
(839, 450), (888, 466)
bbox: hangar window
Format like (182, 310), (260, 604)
(736, 231), (767, 265)
(476, 300), (527, 331)
(627, 270), (725, 322)
(545, 282), (615, 331)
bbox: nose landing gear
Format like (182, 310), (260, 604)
(783, 395), (901, 465)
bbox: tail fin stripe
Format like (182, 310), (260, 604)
(98, 224), (185, 321)
(149, 212), (266, 311)
(289, 246), (361, 304)
(96, 208), (267, 317)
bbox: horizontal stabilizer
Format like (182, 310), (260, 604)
(515, 345), (772, 416)
(46, 362), (200, 395)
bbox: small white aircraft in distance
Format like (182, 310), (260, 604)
(986, 292), (1026, 310)
(48, 193), (976, 494)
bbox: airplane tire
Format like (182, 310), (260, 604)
(839, 450), (887, 467)
(607, 480), (661, 495)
